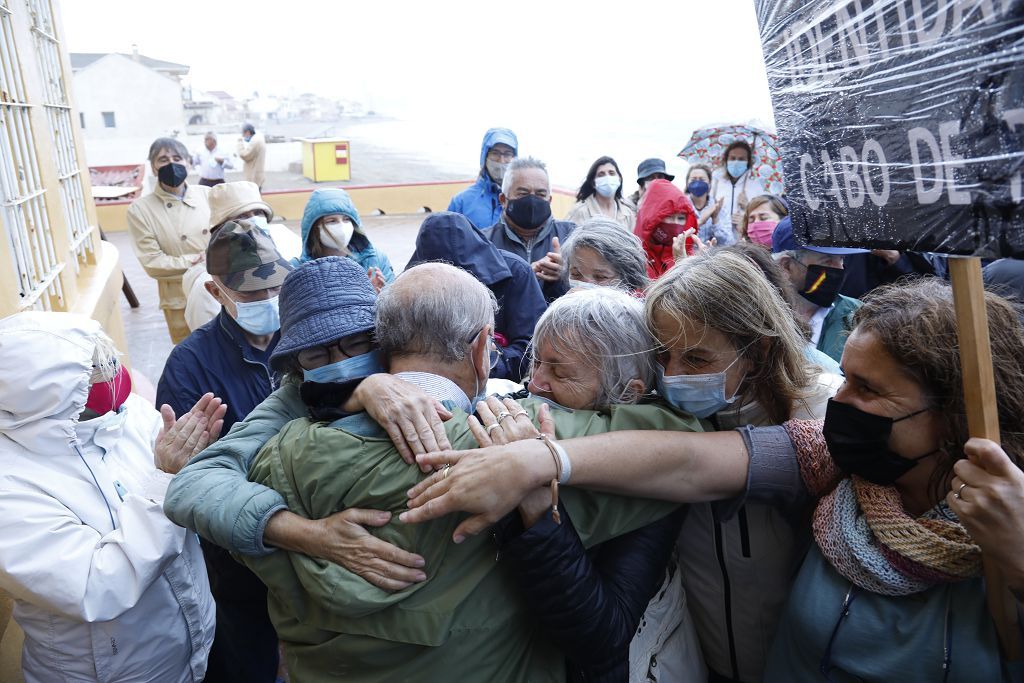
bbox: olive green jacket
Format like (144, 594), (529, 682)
(244, 400), (701, 683)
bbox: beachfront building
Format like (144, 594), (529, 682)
(70, 47), (189, 138)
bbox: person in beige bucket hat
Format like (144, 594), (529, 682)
(183, 182), (301, 331)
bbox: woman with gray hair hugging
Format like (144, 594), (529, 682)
(561, 217), (649, 293)
(479, 288), (705, 682)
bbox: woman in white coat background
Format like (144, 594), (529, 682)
(0, 312), (224, 683)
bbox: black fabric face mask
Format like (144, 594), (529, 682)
(505, 194), (551, 231)
(158, 162), (188, 188)
(822, 398), (937, 485)
(798, 263), (845, 307)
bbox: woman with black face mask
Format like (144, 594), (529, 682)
(126, 137), (212, 344)
(404, 277), (1024, 683)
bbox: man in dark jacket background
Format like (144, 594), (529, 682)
(484, 156), (575, 302)
(156, 219), (292, 683)
(447, 127), (518, 229)
(406, 211), (546, 382)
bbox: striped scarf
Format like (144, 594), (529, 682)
(785, 419), (982, 596)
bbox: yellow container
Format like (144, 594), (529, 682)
(298, 137), (352, 182)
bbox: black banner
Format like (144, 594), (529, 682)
(756, 0), (1024, 256)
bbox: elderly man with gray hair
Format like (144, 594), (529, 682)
(561, 217), (650, 293)
(237, 262), (692, 682)
(484, 156), (576, 302)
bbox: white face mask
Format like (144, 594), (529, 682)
(568, 278), (602, 290)
(320, 218), (355, 252)
(594, 175), (621, 198)
(486, 159), (510, 183)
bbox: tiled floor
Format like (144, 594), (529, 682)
(106, 213), (425, 401)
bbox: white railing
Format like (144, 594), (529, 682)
(0, 3), (64, 310)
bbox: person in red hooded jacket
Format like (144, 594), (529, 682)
(634, 179), (698, 278)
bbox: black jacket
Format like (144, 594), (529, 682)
(406, 211), (547, 381)
(495, 503), (685, 682)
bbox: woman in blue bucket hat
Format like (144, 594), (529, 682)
(165, 256), (443, 596)
(298, 188), (395, 290)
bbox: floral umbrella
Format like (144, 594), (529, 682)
(678, 123), (785, 195)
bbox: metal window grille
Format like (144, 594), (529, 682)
(28, 0), (95, 270)
(0, 0), (65, 310)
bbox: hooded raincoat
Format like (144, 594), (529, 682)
(634, 179), (698, 279)
(298, 188), (395, 281)
(447, 128), (518, 229)
(0, 312), (214, 683)
(405, 212), (546, 381)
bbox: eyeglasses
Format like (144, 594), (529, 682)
(297, 335), (375, 370)
(489, 336), (502, 371)
(487, 149), (516, 162)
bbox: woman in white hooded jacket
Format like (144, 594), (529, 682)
(0, 312), (222, 683)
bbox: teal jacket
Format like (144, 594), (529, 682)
(296, 187), (395, 281)
(817, 294), (861, 363)
(165, 379), (304, 556)
(764, 546), (1019, 681)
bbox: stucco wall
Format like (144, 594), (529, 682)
(73, 54), (183, 140)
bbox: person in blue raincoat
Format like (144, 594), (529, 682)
(447, 128), (518, 229)
(405, 211), (545, 382)
(299, 188), (395, 288)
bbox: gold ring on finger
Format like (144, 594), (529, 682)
(955, 482), (968, 499)
(443, 464), (451, 479)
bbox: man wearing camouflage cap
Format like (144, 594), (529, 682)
(183, 180), (302, 332)
(156, 219), (292, 683)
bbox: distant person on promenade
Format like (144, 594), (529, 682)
(157, 221), (292, 683)
(561, 217), (649, 294)
(127, 136), (211, 344)
(771, 216), (866, 363)
(448, 127), (518, 229)
(684, 163), (730, 245)
(237, 122), (267, 190)
(483, 157), (575, 302)
(565, 156), (636, 231)
(624, 158), (675, 211)
(634, 178), (697, 279)
(710, 140), (766, 235)
(406, 211), (546, 382)
(299, 187), (395, 290)
(739, 193), (788, 247)
(194, 132), (234, 187)
(183, 181), (302, 331)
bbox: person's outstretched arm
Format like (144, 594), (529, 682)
(403, 429), (749, 541)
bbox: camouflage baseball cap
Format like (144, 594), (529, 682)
(206, 219), (293, 292)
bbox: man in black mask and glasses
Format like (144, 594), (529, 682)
(484, 156), (575, 302)
(771, 216), (868, 364)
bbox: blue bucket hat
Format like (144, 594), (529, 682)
(270, 256), (377, 370)
(770, 216), (869, 255)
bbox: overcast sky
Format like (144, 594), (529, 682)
(60, 0), (776, 128)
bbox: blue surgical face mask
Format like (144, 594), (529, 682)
(303, 350), (385, 383)
(655, 358), (742, 419)
(686, 179), (710, 197)
(594, 175), (621, 198)
(726, 160), (748, 179)
(247, 214), (270, 233)
(233, 295), (281, 336)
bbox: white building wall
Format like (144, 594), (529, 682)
(72, 54), (183, 140)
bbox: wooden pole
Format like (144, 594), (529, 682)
(948, 256), (1020, 659)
